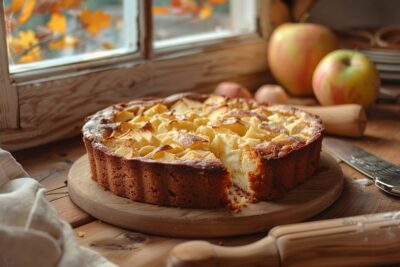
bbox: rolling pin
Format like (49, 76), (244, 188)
(294, 104), (367, 137)
(167, 211), (400, 267)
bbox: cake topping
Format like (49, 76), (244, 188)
(101, 95), (321, 163)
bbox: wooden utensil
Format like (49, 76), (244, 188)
(294, 104), (367, 137)
(168, 211), (400, 267)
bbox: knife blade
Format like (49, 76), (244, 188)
(323, 137), (400, 196)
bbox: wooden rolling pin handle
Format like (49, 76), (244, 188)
(167, 211), (400, 267)
(294, 104), (367, 138)
(167, 237), (280, 267)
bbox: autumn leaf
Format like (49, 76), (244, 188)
(47, 13), (67, 34)
(9, 0), (23, 13)
(9, 30), (41, 63)
(153, 6), (170, 15)
(79, 8), (111, 36)
(11, 30), (37, 53)
(49, 35), (79, 50)
(102, 41), (114, 50)
(171, 0), (183, 8)
(208, 0), (227, 5)
(171, 0), (198, 15)
(160, 0), (227, 17)
(62, 0), (83, 9)
(198, 3), (212, 20)
(35, 0), (60, 13)
(36, 0), (83, 13)
(19, 0), (36, 24)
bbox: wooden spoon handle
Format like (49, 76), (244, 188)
(167, 211), (400, 267)
(294, 104), (367, 137)
(271, 211), (400, 267)
(167, 236), (279, 267)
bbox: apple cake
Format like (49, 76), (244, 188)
(82, 93), (324, 209)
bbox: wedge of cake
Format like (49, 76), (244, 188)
(82, 93), (324, 209)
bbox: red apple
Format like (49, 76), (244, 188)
(313, 49), (380, 108)
(268, 23), (337, 96)
(214, 81), (252, 99)
(255, 84), (289, 105)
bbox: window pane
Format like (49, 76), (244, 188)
(153, 0), (257, 48)
(4, 0), (137, 73)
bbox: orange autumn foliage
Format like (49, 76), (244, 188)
(35, 0), (83, 13)
(49, 35), (79, 50)
(47, 13), (67, 34)
(6, 0), (229, 64)
(153, 0), (227, 19)
(9, 30), (41, 63)
(9, 0), (23, 13)
(5, 0), (115, 63)
(153, 6), (170, 15)
(102, 41), (114, 50)
(209, 0), (227, 4)
(18, 0), (36, 24)
(198, 2), (212, 20)
(79, 8), (112, 36)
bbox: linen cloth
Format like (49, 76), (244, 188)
(0, 148), (116, 267)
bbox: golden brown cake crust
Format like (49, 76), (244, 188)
(82, 93), (324, 208)
(83, 137), (231, 208)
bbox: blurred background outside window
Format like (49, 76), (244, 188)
(3, 0), (257, 73)
(3, 0), (137, 73)
(153, 0), (256, 48)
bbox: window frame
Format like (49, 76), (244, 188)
(0, 4), (18, 129)
(0, 0), (273, 151)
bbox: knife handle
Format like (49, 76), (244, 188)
(294, 104), (367, 137)
(167, 211), (400, 267)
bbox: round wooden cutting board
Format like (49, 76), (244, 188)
(68, 151), (343, 238)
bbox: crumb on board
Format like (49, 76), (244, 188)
(77, 231), (86, 238)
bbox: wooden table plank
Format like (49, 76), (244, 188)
(313, 105), (400, 220)
(13, 137), (96, 227)
(74, 221), (263, 267)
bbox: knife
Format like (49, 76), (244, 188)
(323, 137), (400, 196)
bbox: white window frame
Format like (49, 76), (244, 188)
(0, 0), (273, 151)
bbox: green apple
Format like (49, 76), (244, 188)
(268, 23), (337, 96)
(313, 49), (380, 108)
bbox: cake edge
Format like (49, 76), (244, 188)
(84, 137), (232, 209)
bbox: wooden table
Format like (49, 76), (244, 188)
(12, 104), (400, 267)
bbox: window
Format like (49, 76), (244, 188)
(0, 0), (271, 151)
(4, 0), (138, 73)
(153, 0), (256, 48)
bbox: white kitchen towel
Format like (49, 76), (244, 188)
(0, 148), (116, 267)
